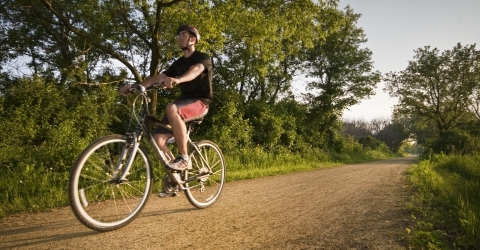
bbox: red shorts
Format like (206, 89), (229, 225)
(155, 99), (208, 134)
(178, 100), (208, 121)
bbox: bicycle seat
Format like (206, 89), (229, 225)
(145, 115), (203, 125)
(187, 118), (203, 125)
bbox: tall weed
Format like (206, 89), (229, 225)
(225, 146), (338, 181)
(0, 164), (69, 217)
(407, 154), (480, 249)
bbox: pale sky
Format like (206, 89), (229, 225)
(338, 0), (480, 121)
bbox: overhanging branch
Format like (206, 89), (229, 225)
(40, 0), (143, 81)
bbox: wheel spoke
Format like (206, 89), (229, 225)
(69, 135), (152, 231)
(185, 140), (225, 208)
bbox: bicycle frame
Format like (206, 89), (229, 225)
(119, 85), (213, 188)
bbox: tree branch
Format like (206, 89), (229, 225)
(40, 0), (143, 81)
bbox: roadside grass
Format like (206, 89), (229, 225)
(406, 154), (480, 249)
(224, 147), (341, 181)
(0, 165), (69, 217)
(225, 145), (395, 181)
(0, 146), (395, 218)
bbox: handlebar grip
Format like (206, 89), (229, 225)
(126, 84), (145, 93)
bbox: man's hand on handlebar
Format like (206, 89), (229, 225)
(118, 84), (146, 96)
(159, 77), (179, 89)
(118, 76), (179, 96)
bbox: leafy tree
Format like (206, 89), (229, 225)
(213, 0), (331, 105)
(244, 100), (284, 149)
(205, 1), (343, 152)
(2, 0), (343, 116)
(358, 136), (381, 150)
(342, 116), (409, 153)
(374, 115), (410, 153)
(342, 119), (373, 139)
(304, 6), (381, 148)
(384, 43), (480, 133)
(2, 0), (120, 83)
(1, 0), (382, 155)
(469, 85), (480, 120)
(1, 0), (223, 115)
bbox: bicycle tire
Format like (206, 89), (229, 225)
(184, 140), (226, 208)
(69, 134), (153, 231)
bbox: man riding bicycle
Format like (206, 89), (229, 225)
(119, 24), (213, 196)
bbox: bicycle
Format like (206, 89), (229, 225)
(68, 84), (226, 231)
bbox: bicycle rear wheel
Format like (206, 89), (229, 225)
(69, 134), (152, 231)
(185, 140), (226, 208)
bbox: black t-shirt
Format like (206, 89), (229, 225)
(162, 51), (213, 101)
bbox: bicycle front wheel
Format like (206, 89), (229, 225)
(185, 140), (226, 208)
(69, 134), (153, 231)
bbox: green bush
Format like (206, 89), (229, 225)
(244, 101), (284, 149)
(358, 135), (382, 150)
(203, 98), (253, 152)
(0, 77), (120, 216)
(427, 130), (479, 155)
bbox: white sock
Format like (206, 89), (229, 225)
(179, 155), (189, 161)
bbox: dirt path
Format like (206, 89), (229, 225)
(0, 157), (416, 250)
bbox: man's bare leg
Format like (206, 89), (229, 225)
(165, 103), (188, 156)
(153, 133), (174, 162)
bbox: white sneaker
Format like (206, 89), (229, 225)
(167, 156), (192, 171)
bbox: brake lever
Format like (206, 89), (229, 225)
(126, 84), (146, 93)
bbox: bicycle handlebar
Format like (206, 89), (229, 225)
(125, 75), (184, 95)
(126, 83), (165, 94)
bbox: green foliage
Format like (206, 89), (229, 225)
(358, 136), (381, 149)
(299, 6), (380, 151)
(305, 6), (381, 115)
(202, 91), (253, 152)
(244, 101), (284, 149)
(374, 115), (411, 153)
(225, 146), (335, 181)
(272, 98), (310, 151)
(385, 44), (480, 156)
(330, 135), (393, 163)
(426, 130), (480, 155)
(212, 0), (328, 105)
(343, 115), (413, 154)
(385, 43), (480, 133)
(0, 76), (121, 216)
(399, 143), (423, 155)
(407, 154), (480, 249)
